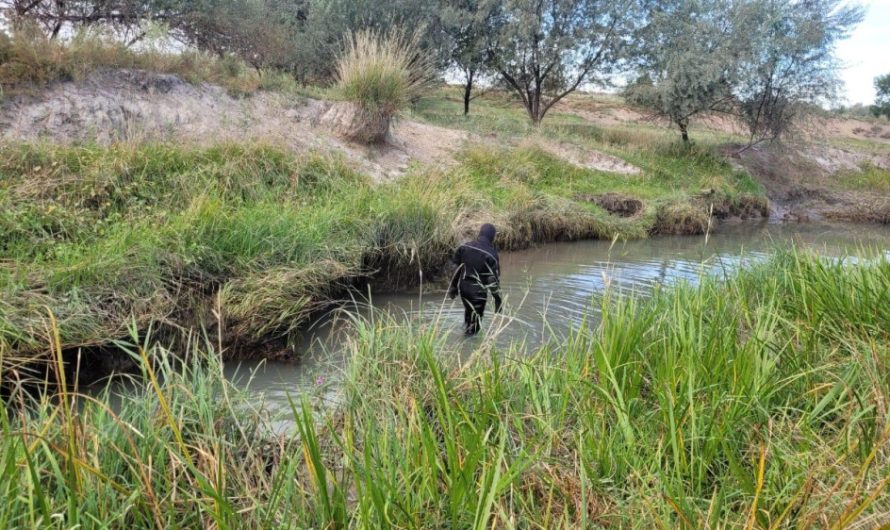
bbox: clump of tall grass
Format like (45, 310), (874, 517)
(335, 28), (432, 115)
(653, 199), (711, 235)
(330, 28), (433, 143)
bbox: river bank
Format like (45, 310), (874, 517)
(225, 220), (890, 411)
(2, 251), (888, 528)
(0, 138), (767, 373)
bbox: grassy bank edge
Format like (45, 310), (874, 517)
(0, 139), (767, 368)
(1, 249), (888, 528)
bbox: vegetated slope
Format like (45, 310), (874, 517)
(545, 92), (890, 221)
(413, 87), (890, 222)
(0, 69), (468, 181)
(0, 70), (775, 366)
(0, 138), (767, 368)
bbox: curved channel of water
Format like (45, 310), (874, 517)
(224, 221), (890, 416)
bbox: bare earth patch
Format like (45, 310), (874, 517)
(727, 143), (890, 223)
(819, 117), (890, 145)
(531, 139), (642, 175)
(578, 193), (644, 217)
(0, 69), (469, 182)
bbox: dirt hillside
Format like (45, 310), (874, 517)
(3, 70), (889, 222)
(0, 69), (468, 181)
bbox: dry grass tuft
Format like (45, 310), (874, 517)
(0, 25), (295, 98)
(335, 28), (432, 115)
(330, 28), (433, 142)
(653, 200), (712, 235)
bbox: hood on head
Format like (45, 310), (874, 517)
(478, 223), (496, 244)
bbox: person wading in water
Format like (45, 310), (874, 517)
(449, 223), (503, 335)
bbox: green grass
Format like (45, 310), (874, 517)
(1, 250), (888, 528)
(0, 137), (765, 363)
(412, 88), (610, 138)
(411, 87), (748, 146)
(825, 136), (890, 157)
(837, 162), (890, 193)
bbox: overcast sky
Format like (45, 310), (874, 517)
(836, 0), (890, 104)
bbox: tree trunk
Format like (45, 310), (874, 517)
(463, 70), (474, 116)
(530, 86), (542, 125)
(679, 121), (689, 142)
(50, 0), (65, 39)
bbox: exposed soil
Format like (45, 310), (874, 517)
(319, 101), (391, 143)
(818, 117), (890, 145)
(725, 143), (890, 223)
(532, 139), (642, 175)
(0, 69), (469, 182)
(578, 193), (644, 217)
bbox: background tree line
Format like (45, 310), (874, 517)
(0, 0), (866, 144)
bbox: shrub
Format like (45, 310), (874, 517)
(329, 29), (432, 143)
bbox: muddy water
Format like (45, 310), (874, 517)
(224, 221), (890, 416)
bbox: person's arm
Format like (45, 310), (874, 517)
(487, 254), (502, 312)
(448, 247), (463, 299)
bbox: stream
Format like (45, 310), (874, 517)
(224, 220), (890, 417)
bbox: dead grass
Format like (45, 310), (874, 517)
(0, 25), (296, 98)
(653, 201), (712, 235)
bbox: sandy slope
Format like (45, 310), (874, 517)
(0, 69), (469, 182)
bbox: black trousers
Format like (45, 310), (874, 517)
(459, 280), (488, 335)
(461, 294), (487, 335)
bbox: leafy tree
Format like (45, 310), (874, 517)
(0, 0), (170, 40)
(486, 0), (639, 125)
(734, 0), (863, 147)
(628, 0), (862, 145)
(625, 0), (744, 142)
(874, 73), (890, 119)
(173, 0), (301, 71)
(438, 0), (500, 115)
(0, 0), (305, 71)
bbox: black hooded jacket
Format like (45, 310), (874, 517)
(449, 224), (501, 304)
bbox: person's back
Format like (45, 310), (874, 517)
(449, 224), (502, 335)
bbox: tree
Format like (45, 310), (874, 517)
(625, 0), (743, 142)
(173, 0), (301, 72)
(486, 0), (639, 125)
(0, 0), (304, 70)
(0, 0), (172, 41)
(874, 73), (890, 119)
(438, 0), (500, 115)
(734, 0), (863, 148)
(627, 0), (862, 145)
